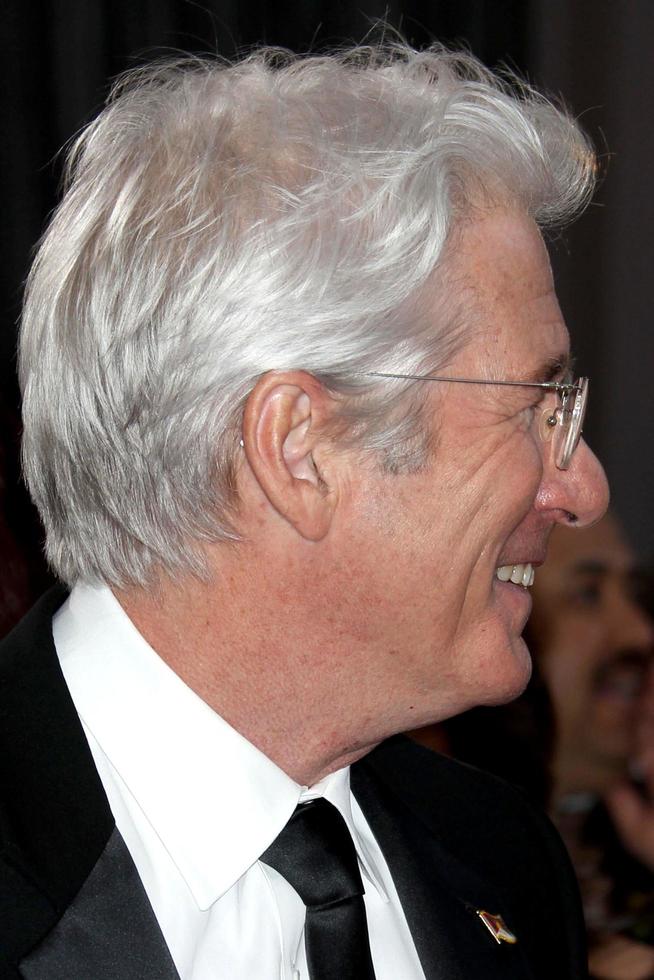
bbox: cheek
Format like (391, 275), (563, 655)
(593, 699), (638, 734)
(467, 436), (545, 543)
(507, 439), (545, 512)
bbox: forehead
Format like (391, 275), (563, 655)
(447, 209), (570, 379)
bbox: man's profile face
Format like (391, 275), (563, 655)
(530, 515), (654, 794)
(331, 209), (608, 733)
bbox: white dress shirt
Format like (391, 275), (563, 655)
(53, 582), (426, 980)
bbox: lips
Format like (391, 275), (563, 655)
(495, 563), (535, 588)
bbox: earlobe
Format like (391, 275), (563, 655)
(241, 373), (337, 541)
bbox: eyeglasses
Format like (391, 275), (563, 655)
(366, 372), (589, 471)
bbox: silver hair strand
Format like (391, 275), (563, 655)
(20, 42), (596, 586)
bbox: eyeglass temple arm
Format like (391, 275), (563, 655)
(365, 372), (580, 393)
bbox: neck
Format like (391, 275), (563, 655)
(114, 557), (382, 786)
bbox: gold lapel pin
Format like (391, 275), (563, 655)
(476, 910), (518, 945)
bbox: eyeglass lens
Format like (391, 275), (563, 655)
(555, 378), (588, 469)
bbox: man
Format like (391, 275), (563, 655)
(531, 515), (654, 978)
(2, 44), (608, 979)
(530, 513), (653, 810)
(416, 515), (654, 977)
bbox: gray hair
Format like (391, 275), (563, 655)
(20, 43), (596, 587)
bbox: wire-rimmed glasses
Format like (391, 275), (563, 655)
(366, 372), (589, 471)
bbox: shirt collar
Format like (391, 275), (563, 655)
(54, 582), (387, 909)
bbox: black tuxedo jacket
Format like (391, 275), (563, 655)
(0, 589), (588, 979)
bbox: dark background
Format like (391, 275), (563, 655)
(2, 1), (653, 632)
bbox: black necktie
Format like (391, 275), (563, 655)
(260, 797), (377, 980)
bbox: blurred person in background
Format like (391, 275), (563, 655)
(413, 513), (654, 979)
(534, 514), (654, 978)
(532, 514), (652, 809)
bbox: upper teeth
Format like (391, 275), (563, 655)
(496, 563), (535, 588)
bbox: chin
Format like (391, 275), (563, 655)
(475, 635), (533, 708)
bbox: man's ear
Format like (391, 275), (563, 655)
(241, 372), (338, 541)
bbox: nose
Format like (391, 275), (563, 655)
(536, 437), (610, 528)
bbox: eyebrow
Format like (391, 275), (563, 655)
(568, 559), (609, 576)
(525, 354), (574, 385)
(567, 559), (640, 580)
(557, 559), (609, 589)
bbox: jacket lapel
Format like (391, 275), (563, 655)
(19, 828), (179, 980)
(0, 588), (112, 912)
(0, 589), (178, 978)
(352, 751), (536, 980)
